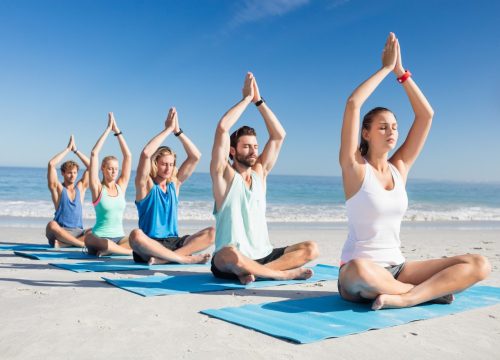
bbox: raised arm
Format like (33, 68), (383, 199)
(174, 111), (201, 186)
(390, 38), (434, 179)
(340, 33), (397, 169)
(70, 136), (90, 190)
(252, 75), (286, 177)
(89, 114), (113, 201)
(111, 113), (132, 191)
(210, 73), (254, 208)
(47, 135), (73, 204)
(135, 107), (176, 200)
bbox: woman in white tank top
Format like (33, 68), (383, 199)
(338, 33), (490, 310)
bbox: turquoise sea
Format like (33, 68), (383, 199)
(0, 167), (499, 227)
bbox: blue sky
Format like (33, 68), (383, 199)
(0, 0), (498, 181)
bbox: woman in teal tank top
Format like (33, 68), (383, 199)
(128, 107), (214, 265)
(84, 113), (133, 256)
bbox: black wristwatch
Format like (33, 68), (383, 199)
(255, 98), (265, 107)
(174, 129), (183, 137)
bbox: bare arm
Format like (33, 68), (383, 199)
(112, 114), (132, 191)
(210, 72), (254, 209)
(340, 34), (397, 169)
(174, 112), (201, 186)
(47, 136), (73, 206)
(340, 33), (398, 199)
(89, 114), (113, 201)
(390, 39), (434, 180)
(69, 135), (90, 191)
(135, 108), (176, 201)
(252, 76), (286, 177)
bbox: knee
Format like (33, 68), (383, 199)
(206, 226), (216, 244)
(129, 229), (145, 247)
(343, 259), (377, 284)
(84, 231), (99, 246)
(303, 241), (319, 261)
(468, 254), (491, 281)
(46, 220), (58, 232)
(215, 246), (241, 268)
(83, 231), (92, 244)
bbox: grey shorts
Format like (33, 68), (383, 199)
(102, 236), (124, 244)
(46, 226), (85, 247)
(337, 262), (406, 303)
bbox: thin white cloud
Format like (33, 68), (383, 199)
(231, 0), (309, 26)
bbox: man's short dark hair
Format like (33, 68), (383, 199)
(60, 160), (79, 173)
(229, 126), (257, 160)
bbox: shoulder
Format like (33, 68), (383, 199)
(168, 180), (178, 191)
(218, 163), (235, 182)
(388, 159), (408, 183)
(252, 163), (265, 178)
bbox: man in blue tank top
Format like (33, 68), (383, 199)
(210, 72), (319, 284)
(46, 135), (90, 247)
(128, 107), (215, 265)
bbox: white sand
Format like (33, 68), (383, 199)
(0, 222), (499, 359)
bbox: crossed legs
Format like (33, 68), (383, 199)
(84, 232), (132, 256)
(339, 254), (491, 310)
(212, 241), (319, 284)
(129, 226), (215, 265)
(45, 220), (85, 247)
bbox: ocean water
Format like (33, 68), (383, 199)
(0, 167), (499, 225)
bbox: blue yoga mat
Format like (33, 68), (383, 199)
(0, 244), (79, 252)
(14, 251), (131, 260)
(103, 264), (339, 297)
(201, 285), (500, 344)
(51, 260), (210, 273)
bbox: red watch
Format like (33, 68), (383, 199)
(397, 70), (412, 84)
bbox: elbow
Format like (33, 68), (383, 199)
(190, 151), (202, 163)
(421, 108), (434, 125)
(278, 130), (287, 141)
(140, 150), (151, 161)
(346, 97), (361, 110)
(428, 107), (435, 120)
(216, 123), (230, 134)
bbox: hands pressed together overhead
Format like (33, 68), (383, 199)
(382, 32), (405, 77)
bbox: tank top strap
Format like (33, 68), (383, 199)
(360, 158), (373, 190)
(250, 171), (263, 191)
(388, 162), (404, 187)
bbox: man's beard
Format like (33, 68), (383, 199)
(234, 153), (257, 168)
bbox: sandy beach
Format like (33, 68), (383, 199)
(1, 221), (499, 359)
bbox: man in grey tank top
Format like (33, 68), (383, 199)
(209, 72), (319, 284)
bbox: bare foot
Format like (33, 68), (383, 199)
(373, 292), (455, 310)
(372, 294), (408, 310)
(429, 294), (455, 304)
(148, 257), (171, 265)
(185, 253), (211, 264)
(96, 250), (110, 258)
(238, 274), (256, 285)
(281, 267), (314, 281)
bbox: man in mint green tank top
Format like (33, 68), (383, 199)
(210, 72), (319, 284)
